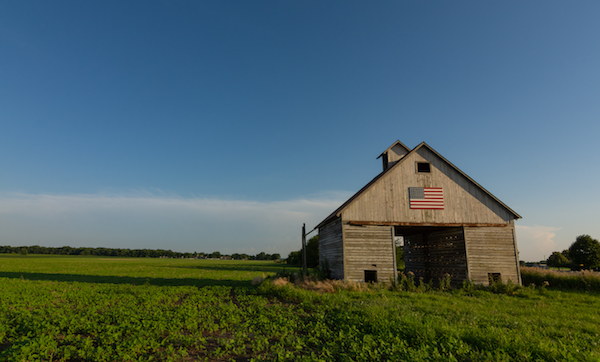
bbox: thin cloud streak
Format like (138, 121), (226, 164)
(1, 193), (554, 261)
(0, 192), (349, 255)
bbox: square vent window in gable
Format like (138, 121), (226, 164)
(417, 162), (431, 173)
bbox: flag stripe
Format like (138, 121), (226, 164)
(409, 187), (444, 210)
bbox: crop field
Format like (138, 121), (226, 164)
(1, 256), (600, 361)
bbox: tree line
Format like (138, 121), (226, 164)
(546, 234), (600, 270)
(286, 235), (319, 267)
(0, 245), (280, 260)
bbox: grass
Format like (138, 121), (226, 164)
(0, 255), (287, 287)
(1, 255), (600, 361)
(521, 266), (600, 291)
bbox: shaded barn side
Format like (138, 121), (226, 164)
(318, 217), (344, 279)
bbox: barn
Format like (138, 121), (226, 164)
(316, 141), (522, 286)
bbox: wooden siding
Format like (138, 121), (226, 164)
(464, 226), (521, 285)
(404, 227), (468, 287)
(343, 223), (395, 282)
(318, 217), (344, 279)
(341, 149), (513, 225)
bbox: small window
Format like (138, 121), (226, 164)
(364, 270), (378, 283)
(488, 273), (501, 285)
(417, 162), (431, 173)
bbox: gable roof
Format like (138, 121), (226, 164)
(376, 140), (411, 160)
(316, 141), (521, 228)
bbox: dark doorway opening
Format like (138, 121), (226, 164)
(397, 226), (468, 287)
(364, 270), (378, 283)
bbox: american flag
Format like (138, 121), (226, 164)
(409, 187), (444, 209)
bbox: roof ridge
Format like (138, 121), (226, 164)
(315, 141), (520, 229)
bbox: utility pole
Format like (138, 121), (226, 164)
(302, 223), (307, 274)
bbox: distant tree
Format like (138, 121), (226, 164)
(568, 235), (600, 270)
(306, 235), (319, 268)
(286, 250), (301, 265)
(547, 251), (570, 268)
(19, 247), (28, 256)
(271, 253), (280, 260)
(286, 236), (319, 267)
(0, 245), (206, 258)
(210, 251), (221, 259)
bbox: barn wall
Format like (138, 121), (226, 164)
(342, 150), (513, 224)
(463, 226), (521, 285)
(404, 228), (468, 286)
(343, 223), (395, 282)
(318, 217), (344, 279)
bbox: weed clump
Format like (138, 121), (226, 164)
(438, 273), (452, 291)
(266, 269), (569, 297)
(271, 271), (456, 294)
(268, 272), (372, 294)
(461, 279), (476, 294)
(487, 278), (520, 295)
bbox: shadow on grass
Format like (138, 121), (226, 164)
(162, 262), (302, 273)
(0, 271), (253, 288)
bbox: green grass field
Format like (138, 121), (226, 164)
(1, 255), (599, 361)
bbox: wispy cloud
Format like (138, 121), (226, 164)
(0, 192), (350, 255)
(515, 225), (561, 262)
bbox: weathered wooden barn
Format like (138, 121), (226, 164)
(316, 141), (522, 286)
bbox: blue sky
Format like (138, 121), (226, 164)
(1, 1), (599, 261)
